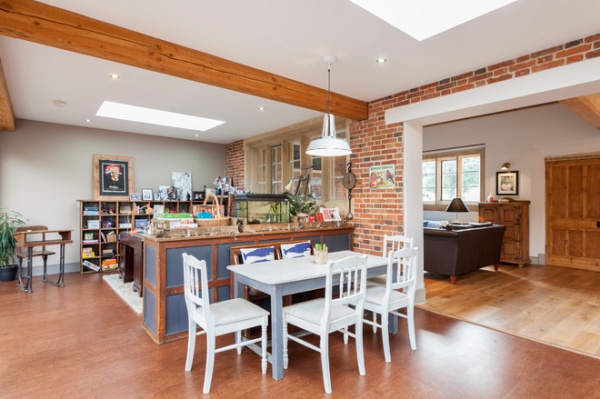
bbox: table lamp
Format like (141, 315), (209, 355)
(445, 197), (469, 224)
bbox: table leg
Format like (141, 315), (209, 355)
(270, 285), (284, 380)
(43, 244), (66, 287)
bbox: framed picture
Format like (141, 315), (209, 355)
(93, 154), (134, 200)
(192, 191), (205, 201)
(141, 188), (153, 201)
(153, 192), (160, 200)
(130, 193), (141, 201)
(496, 171), (519, 195)
(172, 172), (192, 201)
(368, 164), (395, 189)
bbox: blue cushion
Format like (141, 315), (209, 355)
(240, 247), (275, 264)
(281, 241), (312, 259)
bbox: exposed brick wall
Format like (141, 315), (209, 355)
(225, 140), (245, 190)
(225, 33), (600, 255)
(349, 33), (600, 255)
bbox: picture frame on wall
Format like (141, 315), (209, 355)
(368, 164), (395, 190)
(93, 154), (134, 200)
(141, 188), (153, 201)
(496, 171), (519, 195)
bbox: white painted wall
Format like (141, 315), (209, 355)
(0, 119), (226, 273)
(422, 103), (600, 260)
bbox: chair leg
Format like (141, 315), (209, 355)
(261, 318), (268, 374)
(16, 257), (23, 287)
(203, 333), (216, 394)
(343, 327), (349, 344)
(320, 335), (332, 394)
(381, 312), (391, 363)
(407, 305), (417, 351)
(184, 320), (196, 371)
(355, 321), (366, 376)
(283, 319), (289, 370)
(372, 312), (378, 333)
(236, 330), (242, 355)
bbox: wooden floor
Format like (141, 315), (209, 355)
(420, 263), (600, 359)
(2, 272), (600, 399)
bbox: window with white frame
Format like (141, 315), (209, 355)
(422, 146), (484, 209)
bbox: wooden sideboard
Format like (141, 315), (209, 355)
(478, 201), (531, 266)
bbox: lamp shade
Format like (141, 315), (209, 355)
(306, 114), (351, 156)
(445, 197), (469, 213)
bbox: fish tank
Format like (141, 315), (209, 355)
(234, 194), (290, 224)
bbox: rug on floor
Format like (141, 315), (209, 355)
(102, 274), (143, 314)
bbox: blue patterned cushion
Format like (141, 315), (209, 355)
(240, 247), (275, 264)
(281, 241), (312, 259)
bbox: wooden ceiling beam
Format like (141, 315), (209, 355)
(0, 0), (368, 122)
(560, 94), (600, 130)
(0, 58), (15, 131)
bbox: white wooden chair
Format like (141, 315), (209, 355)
(363, 247), (418, 362)
(368, 234), (414, 287)
(182, 253), (269, 394)
(283, 255), (368, 394)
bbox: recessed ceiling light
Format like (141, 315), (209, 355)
(350, 0), (518, 41)
(96, 101), (225, 132)
(258, 106), (266, 111)
(85, 119), (92, 123)
(376, 57), (387, 64)
(109, 73), (120, 80)
(52, 99), (66, 107)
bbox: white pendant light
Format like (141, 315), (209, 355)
(306, 56), (352, 157)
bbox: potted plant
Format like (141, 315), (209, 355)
(314, 243), (328, 264)
(0, 208), (27, 282)
(284, 192), (316, 218)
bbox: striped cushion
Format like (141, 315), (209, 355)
(240, 247), (275, 264)
(280, 241), (312, 259)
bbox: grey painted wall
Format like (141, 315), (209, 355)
(0, 119), (226, 272)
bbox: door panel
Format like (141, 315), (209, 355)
(546, 157), (600, 271)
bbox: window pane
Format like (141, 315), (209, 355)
(422, 160), (436, 202)
(271, 145), (282, 193)
(257, 148), (267, 193)
(441, 159), (456, 200)
(461, 156), (480, 201)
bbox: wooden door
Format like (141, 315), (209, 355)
(546, 156), (600, 271)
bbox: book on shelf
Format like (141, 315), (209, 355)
(82, 251), (96, 258)
(100, 232), (107, 242)
(82, 239), (98, 244)
(82, 260), (100, 272)
(102, 258), (118, 271)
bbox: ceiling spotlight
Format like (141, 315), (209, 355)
(109, 73), (120, 80)
(85, 119), (92, 123)
(52, 99), (66, 107)
(258, 106), (266, 111)
(376, 57), (387, 64)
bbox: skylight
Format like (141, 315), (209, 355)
(349, 0), (518, 41)
(96, 101), (225, 132)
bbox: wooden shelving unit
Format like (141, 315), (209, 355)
(78, 196), (232, 274)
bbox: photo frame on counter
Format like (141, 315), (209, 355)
(496, 171), (519, 195)
(141, 188), (153, 201)
(93, 154), (134, 200)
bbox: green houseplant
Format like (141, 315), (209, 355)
(284, 192), (316, 217)
(0, 208), (27, 282)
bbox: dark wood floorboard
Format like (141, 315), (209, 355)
(1, 273), (600, 398)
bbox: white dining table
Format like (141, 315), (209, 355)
(227, 250), (393, 380)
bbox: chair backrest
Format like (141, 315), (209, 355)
(15, 225), (50, 252)
(385, 247), (418, 297)
(280, 240), (313, 259)
(323, 255), (368, 326)
(182, 253), (212, 325)
(230, 242), (282, 265)
(383, 235), (414, 258)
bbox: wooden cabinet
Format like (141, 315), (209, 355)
(79, 199), (220, 274)
(478, 201), (531, 266)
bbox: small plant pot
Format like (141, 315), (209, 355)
(0, 265), (18, 282)
(314, 250), (328, 264)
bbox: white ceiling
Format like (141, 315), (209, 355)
(0, 0), (599, 144)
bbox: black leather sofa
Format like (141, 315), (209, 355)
(424, 223), (506, 284)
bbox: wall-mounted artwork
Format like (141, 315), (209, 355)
(368, 164), (395, 190)
(93, 154), (134, 200)
(496, 171), (519, 195)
